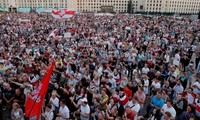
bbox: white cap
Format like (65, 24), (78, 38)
(81, 98), (88, 103)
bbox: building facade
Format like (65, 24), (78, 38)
(17, 0), (77, 9)
(0, 0), (199, 14)
(77, 0), (129, 13)
(0, 0), (77, 12)
(76, 0), (200, 14)
(134, 0), (200, 14)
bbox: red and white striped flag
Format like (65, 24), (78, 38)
(47, 29), (57, 39)
(52, 8), (75, 19)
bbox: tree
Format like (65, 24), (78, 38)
(127, 0), (132, 14)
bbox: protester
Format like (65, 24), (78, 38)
(57, 99), (70, 120)
(160, 100), (176, 120)
(180, 104), (196, 119)
(11, 102), (24, 120)
(42, 104), (54, 120)
(79, 98), (90, 120)
(122, 106), (135, 120)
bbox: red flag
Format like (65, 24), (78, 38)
(25, 63), (55, 120)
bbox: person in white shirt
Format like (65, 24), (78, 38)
(164, 52), (170, 63)
(173, 51), (180, 66)
(143, 75), (149, 95)
(192, 78), (200, 95)
(119, 77), (128, 88)
(151, 79), (161, 95)
(161, 100), (176, 120)
(108, 73), (116, 93)
(173, 80), (184, 98)
(57, 100), (70, 120)
(142, 64), (150, 74)
(80, 98), (90, 120)
(42, 104), (54, 120)
(128, 96), (140, 120)
(49, 91), (59, 112)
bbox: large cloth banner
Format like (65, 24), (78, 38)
(52, 8), (75, 19)
(25, 63), (54, 120)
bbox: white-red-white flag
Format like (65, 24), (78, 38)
(47, 29), (57, 39)
(52, 8), (75, 19)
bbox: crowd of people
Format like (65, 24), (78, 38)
(0, 12), (200, 120)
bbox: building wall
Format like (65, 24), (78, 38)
(143, 0), (200, 14)
(0, 0), (9, 8)
(166, 0), (200, 14)
(17, 0), (68, 8)
(15, 0), (76, 9)
(0, 0), (199, 14)
(77, 0), (129, 13)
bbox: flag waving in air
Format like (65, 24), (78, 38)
(52, 8), (75, 19)
(47, 29), (57, 39)
(25, 63), (55, 120)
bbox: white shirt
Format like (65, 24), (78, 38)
(119, 79), (128, 88)
(128, 101), (140, 113)
(59, 105), (70, 120)
(162, 104), (176, 118)
(4, 63), (13, 69)
(44, 110), (54, 120)
(195, 98), (200, 117)
(109, 78), (116, 90)
(152, 81), (161, 89)
(128, 101), (140, 120)
(80, 104), (90, 120)
(142, 67), (149, 74)
(173, 53), (180, 66)
(193, 81), (200, 95)
(187, 93), (195, 104)
(173, 84), (184, 94)
(144, 79), (149, 94)
(49, 97), (59, 111)
(164, 54), (170, 63)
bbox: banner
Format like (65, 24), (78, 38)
(52, 8), (75, 19)
(17, 8), (31, 13)
(25, 63), (54, 120)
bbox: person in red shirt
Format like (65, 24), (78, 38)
(123, 85), (132, 100)
(123, 106), (135, 120)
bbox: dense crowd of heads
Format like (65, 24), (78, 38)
(0, 12), (200, 120)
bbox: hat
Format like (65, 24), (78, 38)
(81, 98), (88, 103)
